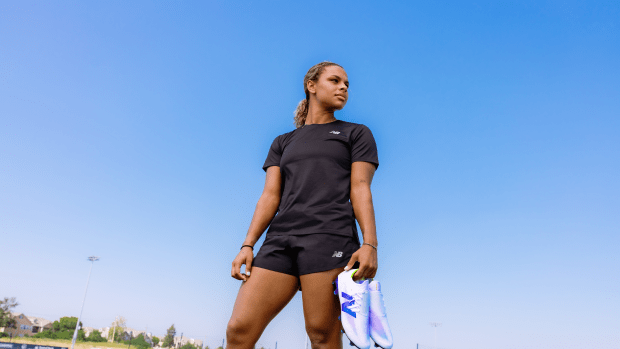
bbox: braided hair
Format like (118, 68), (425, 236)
(293, 61), (343, 128)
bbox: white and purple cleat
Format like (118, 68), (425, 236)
(335, 269), (371, 349)
(368, 280), (393, 348)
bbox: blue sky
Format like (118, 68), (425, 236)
(1, 1), (619, 348)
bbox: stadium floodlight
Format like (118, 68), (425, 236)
(429, 322), (442, 349)
(71, 256), (100, 349)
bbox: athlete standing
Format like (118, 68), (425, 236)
(226, 62), (380, 349)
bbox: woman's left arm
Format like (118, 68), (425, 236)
(345, 161), (378, 281)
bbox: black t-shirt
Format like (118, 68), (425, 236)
(262, 120), (379, 237)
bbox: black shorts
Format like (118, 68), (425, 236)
(253, 233), (361, 276)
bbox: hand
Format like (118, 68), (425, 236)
(231, 247), (254, 281)
(344, 244), (377, 281)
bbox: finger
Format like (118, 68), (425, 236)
(354, 264), (368, 281)
(364, 264), (377, 279)
(357, 260), (377, 280)
(245, 256), (253, 276)
(364, 266), (377, 280)
(344, 254), (358, 272)
(238, 258), (248, 281)
(232, 259), (247, 281)
(231, 264), (242, 280)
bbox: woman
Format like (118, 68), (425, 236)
(226, 62), (379, 349)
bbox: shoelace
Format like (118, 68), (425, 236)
(349, 290), (369, 315)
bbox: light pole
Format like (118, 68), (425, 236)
(429, 322), (442, 349)
(71, 256), (100, 349)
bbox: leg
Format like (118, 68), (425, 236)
(226, 267), (299, 349)
(300, 267), (344, 349)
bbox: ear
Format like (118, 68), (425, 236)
(307, 79), (316, 95)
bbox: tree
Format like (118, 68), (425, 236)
(41, 317), (78, 339)
(0, 297), (19, 330)
(32, 316), (86, 340)
(123, 333), (151, 349)
(162, 325), (176, 348)
(77, 329), (86, 341)
(108, 316), (127, 342)
(87, 330), (107, 343)
(152, 337), (160, 347)
(52, 317), (79, 332)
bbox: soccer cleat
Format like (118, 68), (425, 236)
(336, 269), (371, 349)
(368, 280), (393, 349)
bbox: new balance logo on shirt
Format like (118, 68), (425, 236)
(332, 251), (343, 257)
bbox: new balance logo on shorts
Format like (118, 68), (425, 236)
(332, 251), (343, 257)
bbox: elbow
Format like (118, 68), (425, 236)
(350, 185), (372, 203)
(260, 192), (281, 207)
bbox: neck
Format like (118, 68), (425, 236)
(305, 101), (336, 125)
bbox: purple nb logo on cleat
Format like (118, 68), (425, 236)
(341, 292), (356, 318)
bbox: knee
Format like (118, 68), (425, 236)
(226, 319), (253, 345)
(306, 323), (336, 346)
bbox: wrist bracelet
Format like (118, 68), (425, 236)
(363, 242), (377, 250)
(241, 245), (254, 250)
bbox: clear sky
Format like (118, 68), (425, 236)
(2, 1), (619, 349)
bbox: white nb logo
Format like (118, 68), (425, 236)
(329, 131), (341, 134)
(332, 251), (343, 257)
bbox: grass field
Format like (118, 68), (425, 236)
(2, 337), (132, 349)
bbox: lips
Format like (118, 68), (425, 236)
(335, 94), (347, 99)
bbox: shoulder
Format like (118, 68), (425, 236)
(268, 128), (298, 150)
(271, 128), (297, 144)
(335, 120), (375, 138)
(336, 120), (372, 130)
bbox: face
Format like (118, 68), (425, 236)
(308, 65), (349, 110)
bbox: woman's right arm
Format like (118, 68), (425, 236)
(231, 166), (282, 281)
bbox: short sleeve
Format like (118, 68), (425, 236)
(262, 135), (283, 172)
(351, 125), (379, 169)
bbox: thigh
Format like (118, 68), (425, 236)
(228, 267), (299, 339)
(299, 267), (344, 347)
